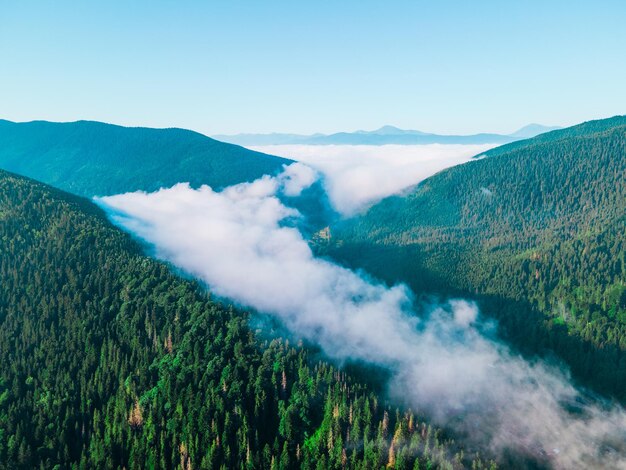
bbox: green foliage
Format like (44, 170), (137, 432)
(0, 119), (289, 197)
(327, 116), (626, 400)
(0, 171), (492, 468)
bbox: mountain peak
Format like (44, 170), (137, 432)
(511, 123), (561, 138)
(374, 125), (407, 134)
(357, 125), (429, 136)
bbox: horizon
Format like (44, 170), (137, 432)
(212, 121), (563, 137)
(2, 1), (625, 135)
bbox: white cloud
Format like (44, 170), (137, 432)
(250, 144), (497, 215)
(97, 166), (626, 468)
(277, 162), (318, 197)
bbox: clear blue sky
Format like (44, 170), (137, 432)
(1, 1), (625, 135)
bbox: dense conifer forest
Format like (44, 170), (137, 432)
(325, 116), (626, 401)
(0, 170), (494, 469)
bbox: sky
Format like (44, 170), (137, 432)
(1, 1), (625, 135)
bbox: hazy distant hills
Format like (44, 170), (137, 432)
(323, 115), (626, 400)
(214, 123), (560, 146)
(0, 119), (291, 197)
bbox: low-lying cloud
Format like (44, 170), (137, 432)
(98, 166), (626, 469)
(250, 144), (497, 215)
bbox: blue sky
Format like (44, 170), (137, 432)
(1, 1), (625, 135)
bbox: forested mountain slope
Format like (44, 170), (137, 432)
(0, 119), (290, 197)
(325, 115), (626, 400)
(0, 170), (491, 469)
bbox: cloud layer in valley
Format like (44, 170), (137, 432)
(250, 144), (497, 215)
(98, 166), (626, 469)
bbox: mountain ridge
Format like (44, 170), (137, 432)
(0, 119), (292, 197)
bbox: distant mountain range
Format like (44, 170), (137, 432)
(213, 123), (561, 146)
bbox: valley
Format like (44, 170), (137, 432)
(1, 117), (625, 469)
